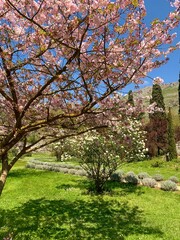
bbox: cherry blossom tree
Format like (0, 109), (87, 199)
(0, 0), (179, 195)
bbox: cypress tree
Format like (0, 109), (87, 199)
(150, 84), (166, 119)
(146, 83), (168, 157)
(167, 107), (177, 160)
(127, 90), (134, 106)
(178, 73), (180, 116)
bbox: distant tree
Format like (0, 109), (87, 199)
(127, 90), (134, 106)
(167, 107), (177, 160)
(178, 73), (180, 115)
(150, 84), (166, 119)
(175, 126), (180, 142)
(146, 83), (168, 157)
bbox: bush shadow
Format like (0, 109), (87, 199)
(0, 197), (163, 240)
(74, 179), (145, 196)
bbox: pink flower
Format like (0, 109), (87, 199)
(153, 77), (164, 85)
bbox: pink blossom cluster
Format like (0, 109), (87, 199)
(153, 77), (164, 85)
(0, 0), (179, 157)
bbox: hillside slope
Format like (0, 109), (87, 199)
(135, 82), (179, 126)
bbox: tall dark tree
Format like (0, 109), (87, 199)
(178, 73), (180, 116)
(127, 90), (134, 106)
(150, 84), (166, 119)
(146, 84), (168, 157)
(167, 107), (177, 160)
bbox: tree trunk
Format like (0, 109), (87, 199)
(0, 154), (9, 196)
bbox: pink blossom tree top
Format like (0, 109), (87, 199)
(0, 0), (179, 195)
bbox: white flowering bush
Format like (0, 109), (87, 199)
(51, 137), (79, 161)
(79, 130), (122, 193)
(114, 118), (147, 162)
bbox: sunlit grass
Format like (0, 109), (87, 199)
(119, 157), (180, 180)
(0, 158), (180, 240)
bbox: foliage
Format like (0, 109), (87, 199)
(124, 171), (139, 185)
(151, 159), (164, 168)
(169, 176), (179, 183)
(150, 84), (166, 118)
(137, 172), (150, 179)
(110, 170), (124, 182)
(160, 180), (177, 191)
(78, 131), (122, 193)
(26, 159), (87, 176)
(179, 73), (180, 115)
(141, 178), (157, 188)
(146, 84), (168, 157)
(51, 138), (79, 161)
(175, 125), (180, 142)
(167, 107), (177, 160)
(152, 174), (164, 181)
(127, 90), (134, 106)
(116, 118), (147, 162)
(0, 0), (179, 195)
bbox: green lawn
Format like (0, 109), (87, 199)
(119, 157), (180, 180)
(0, 156), (180, 240)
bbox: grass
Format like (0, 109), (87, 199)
(0, 156), (180, 240)
(119, 157), (180, 180)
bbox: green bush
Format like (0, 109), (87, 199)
(161, 180), (177, 191)
(151, 160), (164, 168)
(124, 171), (139, 185)
(110, 170), (124, 182)
(169, 176), (179, 183)
(142, 178), (157, 188)
(152, 174), (164, 181)
(138, 172), (150, 179)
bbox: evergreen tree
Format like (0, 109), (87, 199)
(127, 90), (134, 106)
(178, 73), (180, 116)
(150, 84), (166, 119)
(167, 107), (177, 160)
(146, 84), (168, 157)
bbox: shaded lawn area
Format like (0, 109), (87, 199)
(0, 167), (179, 240)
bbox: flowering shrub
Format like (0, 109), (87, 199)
(51, 138), (79, 161)
(114, 118), (147, 162)
(78, 130), (122, 193)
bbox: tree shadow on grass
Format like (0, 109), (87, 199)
(72, 179), (145, 197)
(0, 197), (163, 240)
(8, 168), (49, 178)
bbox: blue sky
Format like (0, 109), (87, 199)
(145, 0), (179, 83)
(129, 0), (180, 91)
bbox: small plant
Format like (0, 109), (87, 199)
(151, 160), (164, 168)
(76, 169), (87, 176)
(68, 169), (77, 175)
(142, 178), (157, 188)
(161, 180), (177, 191)
(110, 170), (124, 182)
(138, 172), (150, 179)
(152, 174), (164, 181)
(124, 171), (139, 185)
(169, 176), (179, 183)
